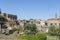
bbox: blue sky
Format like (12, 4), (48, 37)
(0, 0), (60, 20)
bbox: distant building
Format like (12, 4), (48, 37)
(47, 18), (60, 27)
(18, 17), (60, 33)
(1, 13), (17, 21)
(0, 9), (19, 34)
(34, 19), (48, 33)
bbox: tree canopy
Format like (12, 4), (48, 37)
(24, 23), (37, 34)
(0, 14), (7, 23)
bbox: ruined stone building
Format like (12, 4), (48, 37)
(0, 10), (20, 34)
(19, 14), (60, 33)
(0, 9), (60, 34)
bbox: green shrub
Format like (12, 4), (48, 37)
(19, 33), (47, 40)
(24, 23), (37, 35)
(19, 34), (37, 40)
(36, 32), (47, 40)
(13, 27), (21, 31)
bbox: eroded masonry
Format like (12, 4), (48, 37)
(0, 10), (60, 34)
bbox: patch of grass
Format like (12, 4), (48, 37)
(47, 35), (58, 40)
(8, 33), (59, 40)
(19, 34), (37, 40)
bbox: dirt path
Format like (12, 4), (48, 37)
(0, 34), (18, 40)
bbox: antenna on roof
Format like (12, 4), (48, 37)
(0, 9), (1, 14)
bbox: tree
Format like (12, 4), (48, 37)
(0, 14), (7, 23)
(57, 25), (60, 35)
(13, 27), (22, 34)
(30, 24), (37, 34)
(24, 23), (37, 34)
(48, 25), (57, 35)
(48, 25), (60, 40)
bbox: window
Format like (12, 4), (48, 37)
(50, 23), (53, 25)
(59, 23), (60, 26)
(45, 23), (48, 26)
(8, 15), (10, 18)
(55, 23), (57, 25)
(4, 13), (6, 17)
(16, 21), (19, 25)
(37, 21), (40, 24)
(38, 22), (40, 24)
